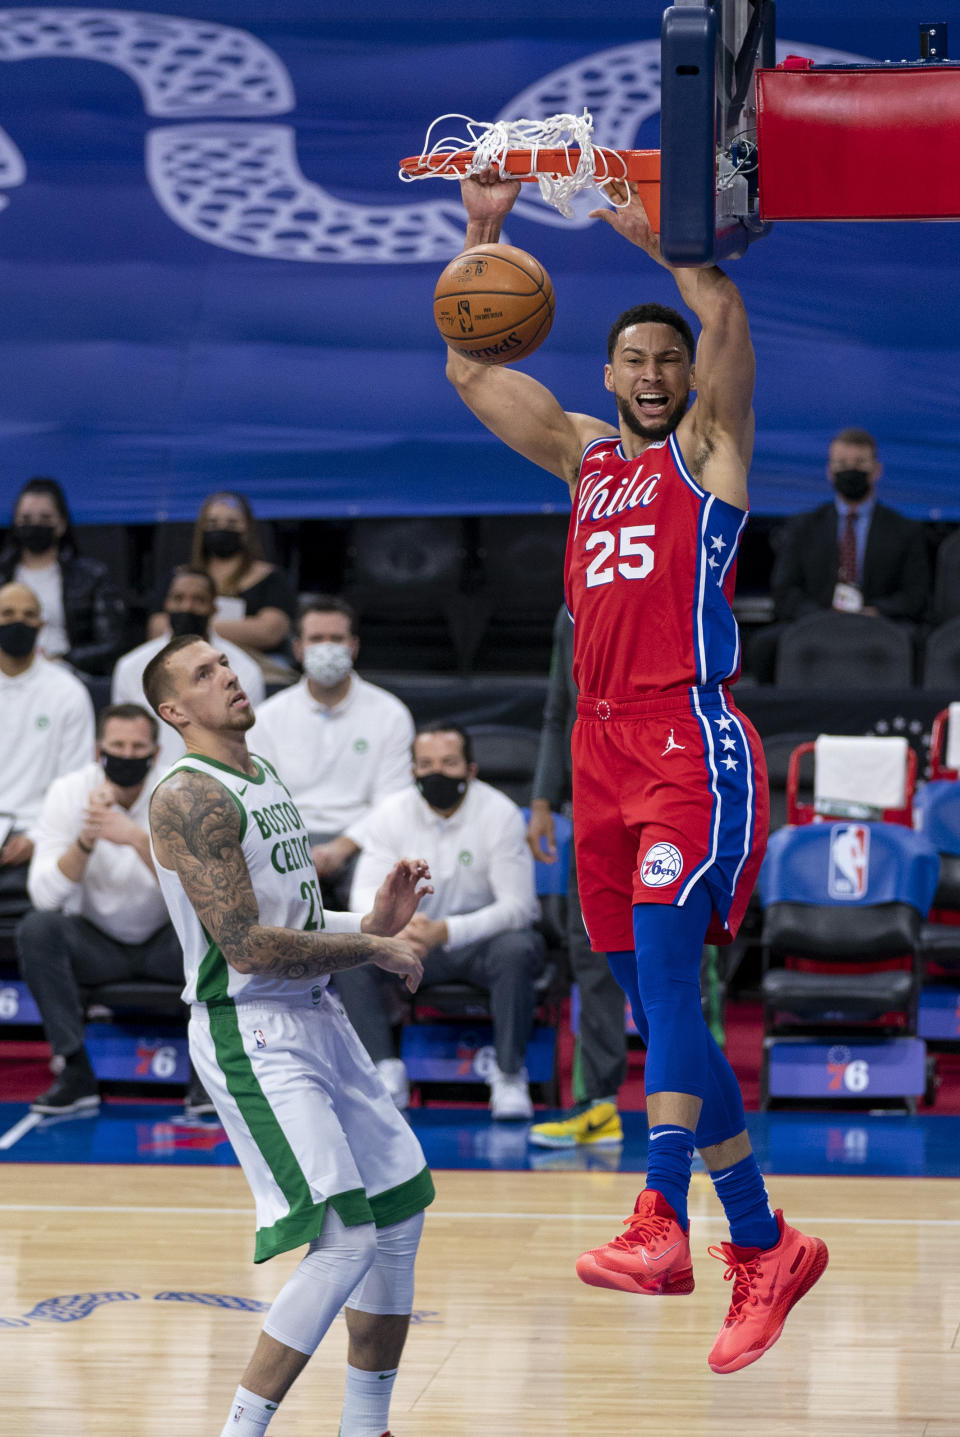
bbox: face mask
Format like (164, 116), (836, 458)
(14, 523), (58, 554)
(416, 771), (468, 812)
(303, 641), (354, 688)
(832, 468), (871, 503)
(168, 609), (209, 638)
(202, 528), (244, 559)
(0, 621), (39, 659)
(101, 751), (154, 788)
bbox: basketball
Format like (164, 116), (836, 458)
(433, 243), (554, 365)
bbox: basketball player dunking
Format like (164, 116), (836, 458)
(144, 635), (434, 1437)
(444, 171), (828, 1374)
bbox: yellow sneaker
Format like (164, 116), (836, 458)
(528, 1100), (623, 1149)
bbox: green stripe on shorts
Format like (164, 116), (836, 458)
(369, 1166), (436, 1228)
(208, 1001), (365, 1262)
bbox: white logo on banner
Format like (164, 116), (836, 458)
(0, 17), (869, 261)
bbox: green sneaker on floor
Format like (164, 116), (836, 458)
(528, 1100), (623, 1148)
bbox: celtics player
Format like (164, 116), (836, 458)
(144, 634), (434, 1437)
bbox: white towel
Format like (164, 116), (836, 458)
(813, 734), (908, 818)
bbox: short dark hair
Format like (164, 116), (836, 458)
(167, 564), (217, 602)
(606, 304), (696, 363)
(832, 427), (877, 457)
(96, 702), (159, 745)
(142, 633), (207, 719)
(298, 594), (358, 636)
(413, 721), (474, 766)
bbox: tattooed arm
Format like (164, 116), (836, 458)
(149, 770), (423, 989)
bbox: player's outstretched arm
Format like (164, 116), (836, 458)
(150, 771), (423, 989)
(590, 181), (754, 498)
(446, 171), (614, 491)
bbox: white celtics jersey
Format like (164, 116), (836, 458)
(152, 751), (361, 1006)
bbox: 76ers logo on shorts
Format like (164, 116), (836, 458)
(640, 842), (684, 888)
(828, 824), (870, 899)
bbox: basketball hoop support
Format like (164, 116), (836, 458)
(660, 0), (775, 267)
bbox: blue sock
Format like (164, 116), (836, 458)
(710, 1153), (780, 1250)
(645, 1124), (695, 1231)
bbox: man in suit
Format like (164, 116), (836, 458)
(749, 428), (930, 680)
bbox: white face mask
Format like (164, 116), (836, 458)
(303, 640), (354, 688)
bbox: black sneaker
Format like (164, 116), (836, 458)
(31, 1067), (100, 1115)
(184, 1071), (218, 1119)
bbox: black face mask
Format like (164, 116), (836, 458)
(101, 751), (154, 788)
(832, 468), (871, 503)
(168, 609), (209, 638)
(202, 528), (244, 559)
(416, 771), (468, 812)
(0, 621), (39, 659)
(14, 523), (58, 555)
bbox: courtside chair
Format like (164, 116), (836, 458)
(775, 610), (913, 689)
(757, 822), (939, 1111)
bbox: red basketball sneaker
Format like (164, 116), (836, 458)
(707, 1211), (829, 1373)
(575, 1188), (695, 1295)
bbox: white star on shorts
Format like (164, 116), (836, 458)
(707, 554), (719, 570)
(710, 535), (727, 551)
(721, 754), (739, 771)
(721, 734), (737, 751)
(714, 715), (734, 732)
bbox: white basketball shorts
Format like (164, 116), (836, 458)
(189, 986), (434, 1262)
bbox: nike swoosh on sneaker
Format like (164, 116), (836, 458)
(640, 1239), (682, 1269)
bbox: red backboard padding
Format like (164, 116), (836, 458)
(756, 65), (960, 221)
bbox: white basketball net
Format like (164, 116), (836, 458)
(401, 109), (630, 218)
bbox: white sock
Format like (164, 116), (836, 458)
(219, 1384), (279, 1436)
(339, 1361), (397, 1437)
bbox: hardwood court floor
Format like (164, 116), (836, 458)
(1, 1165), (957, 1436)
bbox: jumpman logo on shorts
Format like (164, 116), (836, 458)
(661, 728), (686, 757)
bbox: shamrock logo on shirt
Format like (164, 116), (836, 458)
(35, 715), (50, 730)
(458, 850), (473, 866)
(353, 738), (369, 753)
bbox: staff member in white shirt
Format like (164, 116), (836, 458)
(17, 703), (187, 1115)
(0, 581), (95, 901)
(111, 565), (265, 771)
(253, 596), (415, 906)
(340, 723), (545, 1119)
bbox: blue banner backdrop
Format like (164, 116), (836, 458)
(0, 1), (957, 524)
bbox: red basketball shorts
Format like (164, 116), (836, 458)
(571, 685), (769, 952)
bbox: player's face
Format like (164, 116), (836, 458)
(165, 640), (254, 735)
(604, 322), (693, 442)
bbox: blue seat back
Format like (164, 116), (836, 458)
(914, 781), (960, 858)
(758, 823), (939, 915)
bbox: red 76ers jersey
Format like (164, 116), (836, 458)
(564, 431), (749, 698)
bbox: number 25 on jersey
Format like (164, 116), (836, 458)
(584, 524), (655, 589)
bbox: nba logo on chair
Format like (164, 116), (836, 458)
(828, 825), (870, 900)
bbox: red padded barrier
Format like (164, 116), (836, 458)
(756, 64), (960, 221)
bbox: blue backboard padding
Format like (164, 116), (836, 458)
(758, 823), (941, 910)
(0, 3), (959, 522)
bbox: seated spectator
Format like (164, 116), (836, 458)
(0, 476), (125, 675)
(252, 596), (414, 907)
(337, 723), (545, 1120)
(0, 581), (95, 904)
(748, 428), (931, 682)
(112, 565), (265, 771)
(147, 491), (295, 680)
(17, 703), (197, 1115)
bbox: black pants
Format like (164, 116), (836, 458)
(17, 910), (184, 1058)
(566, 841), (628, 1103)
(336, 928), (547, 1076)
